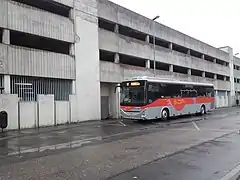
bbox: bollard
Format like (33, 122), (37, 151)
(0, 111), (8, 132)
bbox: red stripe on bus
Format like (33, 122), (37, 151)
(121, 97), (214, 111)
(196, 97), (214, 104)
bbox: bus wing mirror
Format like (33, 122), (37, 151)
(114, 85), (122, 93)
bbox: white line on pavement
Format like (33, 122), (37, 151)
(119, 120), (127, 127)
(192, 121), (201, 131)
(220, 163), (240, 180)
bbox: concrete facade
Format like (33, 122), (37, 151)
(0, 0), (240, 129)
(97, 0), (240, 116)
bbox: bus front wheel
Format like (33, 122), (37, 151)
(200, 105), (206, 115)
(161, 108), (169, 121)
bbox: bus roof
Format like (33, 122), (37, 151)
(124, 76), (214, 87)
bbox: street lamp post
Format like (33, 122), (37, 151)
(152, 16), (160, 76)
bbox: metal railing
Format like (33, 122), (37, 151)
(10, 76), (72, 101)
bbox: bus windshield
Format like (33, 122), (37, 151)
(120, 84), (145, 106)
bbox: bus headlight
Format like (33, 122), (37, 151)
(141, 109), (146, 118)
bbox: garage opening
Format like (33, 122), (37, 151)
(217, 74), (225, 81)
(99, 50), (115, 62)
(149, 37), (169, 48)
(172, 44), (188, 54)
(204, 54), (214, 62)
(173, 65), (188, 74)
(119, 25), (146, 41)
(150, 61), (169, 71)
(0, 29), (2, 43)
(120, 54), (146, 67)
(216, 59), (227, 66)
(205, 72), (214, 79)
(191, 69), (203, 77)
(190, 50), (202, 59)
(98, 18), (115, 32)
(12, 0), (71, 17)
(10, 30), (70, 55)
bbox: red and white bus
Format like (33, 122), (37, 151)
(119, 77), (215, 120)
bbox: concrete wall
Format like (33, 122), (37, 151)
(19, 102), (37, 129)
(0, 44), (75, 79)
(99, 29), (230, 76)
(0, 94), (19, 130)
(37, 95), (55, 127)
(6, 0), (74, 42)
(52, 0), (74, 7)
(234, 70), (240, 79)
(98, 0), (229, 62)
(69, 95), (78, 123)
(0, 0), (7, 28)
(100, 61), (231, 91)
(55, 101), (70, 125)
(74, 0), (101, 121)
(234, 57), (240, 67)
(0, 94), (81, 130)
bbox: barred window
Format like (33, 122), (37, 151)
(11, 76), (72, 101)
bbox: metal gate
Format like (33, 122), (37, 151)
(101, 96), (109, 120)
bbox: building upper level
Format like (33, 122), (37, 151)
(0, 0), (74, 43)
(98, 0), (230, 65)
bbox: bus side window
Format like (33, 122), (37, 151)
(189, 90), (197, 97)
(148, 83), (161, 102)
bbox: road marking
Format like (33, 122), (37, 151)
(220, 163), (240, 180)
(119, 120), (127, 127)
(192, 121), (201, 131)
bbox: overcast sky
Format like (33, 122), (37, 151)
(110, 0), (240, 55)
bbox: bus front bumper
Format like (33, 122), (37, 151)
(120, 109), (147, 120)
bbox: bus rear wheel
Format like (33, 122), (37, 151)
(161, 109), (169, 121)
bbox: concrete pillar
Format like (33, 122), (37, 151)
(145, 35), (150, 43)
(188, 69), (191, 75)
(214, 74), (217, 80)
(2, 29), (10, 45)
(187, 49), (191, 55)
(72, 80), (76, 94)
(225, 91), (229, 107)
(145, 60), (150, 68)
(114, 53), (120, 63)
(201, 54), (205, 60)
(69, 44), (75, 56)
(228, 47), (235, 106)
(224, 76), (227, 81)
(213, 58), (217, 63)
(168, 43), (173, 50)
(109, 84), (120, 119)
(169, 64), (173, 72)
(215, 90), (218, 108)
(3, 75), (10, 94)
(202, 71), (205, 77)
(114, 24), (119, 33)
(69, 9), (74, 20)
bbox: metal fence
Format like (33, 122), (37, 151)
(10, 76), (72, 101)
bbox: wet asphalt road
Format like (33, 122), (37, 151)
(108, 132), (240, 180)
(0, 107), (240, 179)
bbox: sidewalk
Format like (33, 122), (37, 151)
(0, 120), (117, 140)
